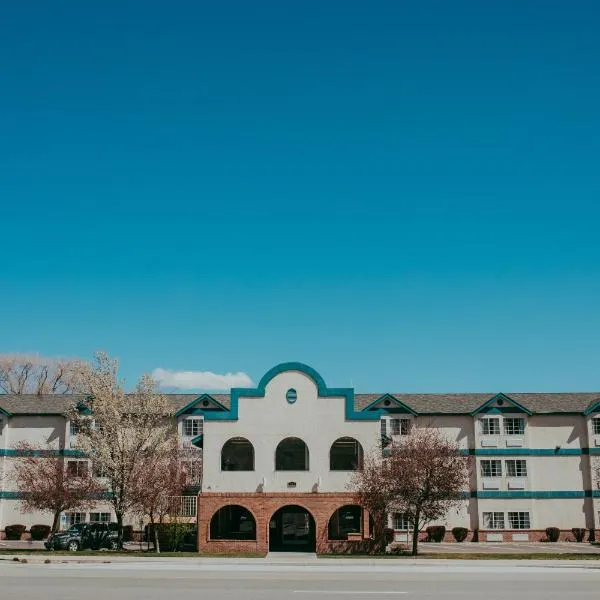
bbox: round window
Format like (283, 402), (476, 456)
(286, 389), (297, 404)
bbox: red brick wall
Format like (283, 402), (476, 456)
(197, 492), (371, 554)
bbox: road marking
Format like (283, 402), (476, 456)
(294, 592), (408, 595)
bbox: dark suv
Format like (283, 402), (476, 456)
(45, 523), (120, 552)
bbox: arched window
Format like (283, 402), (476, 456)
(329, 437), (363, 471)
(221, 437), (254, 471)
(328, 505), (363, 540)
(210, 505), (256, 540)
(275, 437), (309, 471)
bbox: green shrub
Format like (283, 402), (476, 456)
(452, 527), (469, 542)
(145, 523), (196, 551)
(572, 528), (586, 543)
(30, 524), (51, 540)
(545, 527), (560, 542)
(426, 525), (446, 543)
(383, 528), (395, 544)
(122, 525), (133, 542)
(5, 524), (26, 540)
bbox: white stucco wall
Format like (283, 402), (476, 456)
(202, 370), (380, 493)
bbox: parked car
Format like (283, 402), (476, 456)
(45, 523), (120, 552)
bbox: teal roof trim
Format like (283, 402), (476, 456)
(584, 401), (600, 416)
(0, 405), (12, 417)
(362, 394), (418, 416)
(470, 393), (533, 417)
(175, 394), (230, 418)
(231, 361), (379, 422)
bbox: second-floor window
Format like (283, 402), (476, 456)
(480, 459), (502, 478)
(183, 418), (203, 437)
(592, 418), (600, 435)
(504, 417), (525, 435)
(381, 418), (411, 437)
(69, 421), (79, 436)
(505, 459), (527, 478)
(67, 461), (88, 478)
(481, 418), (501, 436)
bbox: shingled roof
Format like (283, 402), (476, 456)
(0, 392), (598, 416)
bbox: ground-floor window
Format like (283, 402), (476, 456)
(89, 512), (111, 523)
(328, 505), (362, 540)
(65, 512), (86, 528)
(508, 512), (530, 530)
(483, 512), (505, 529)
(392, 512), (411, 531)
(210, 505), (256, 540)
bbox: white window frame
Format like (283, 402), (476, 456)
(67, 460), (88, 478)
(483, 512), (505, 529)
(183, 417), (203, 438)
(504, 417), (525, 436)
(481, 418), (501, 436)
(381, 416), (411, 438)
(65, 512), (86, 528)
(89, 512), (111, 523)
(508, 511), (530, 530)
(392, 512), (411, 531)
(69, 421), (79, 437)
(480, 459), (502, 478)
(505, 459), (527, 478)
(592, 418), (600, 436)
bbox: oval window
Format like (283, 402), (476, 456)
(286, 389), (297, 404)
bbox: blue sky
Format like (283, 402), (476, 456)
(1, 1), (599, 392)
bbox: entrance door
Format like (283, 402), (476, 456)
(269, 505), (316, 552)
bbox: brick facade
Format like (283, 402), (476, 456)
(197, 492), (371, 554)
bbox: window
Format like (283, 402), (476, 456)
(480, 459), (502, 478)
(504, 418), (525, 436)
(65, 512), (85, 527)
(393, 512), (411, 531)
(592, 418), (600, 435)
(181, 457), (203, 485)
(210, 505), (256, 540)
(67, 460), (88, 477)
(69, 421), (79, 436)
(0, 417), (4, 435)
(89, 512), (111, 523)
(92, 462), (108, 478)
(481, 418), (501, 435)
(183, 418), (203, 438)
(328, 505), (362, 540)
(330, 438), (364, 471)
(508, 512), (530, 529)
(483, 512), (505, 529)
(169, 496), (197, 517)
(505, 459), (528, 478)
(221, 437), (254, 471)
(275, 437), (309, 471)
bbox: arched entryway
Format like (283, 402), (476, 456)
(269, 505), (316, 552)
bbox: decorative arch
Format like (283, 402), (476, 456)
(209, 505), (256, 540)
(269, 504), (316, 552)
(327, 504), (363, 540)
(221, 437), (254, 471)
(329, 437), (363, 471)
(275, 437), (309, 471)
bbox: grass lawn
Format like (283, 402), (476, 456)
(0, 549), (266, 558)
(318, 552), (600, 560)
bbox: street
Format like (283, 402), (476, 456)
(1, 558), (600, 600)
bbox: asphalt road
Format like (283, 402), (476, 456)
(1, 559), (600, 600)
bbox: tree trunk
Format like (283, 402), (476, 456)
(51, 510), (61, 533)
(116, 511), (124, 549)
(150, 513), (160, 553)
(411, 509), (421, 556)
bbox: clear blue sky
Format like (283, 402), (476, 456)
(1, 1), (599, 392)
